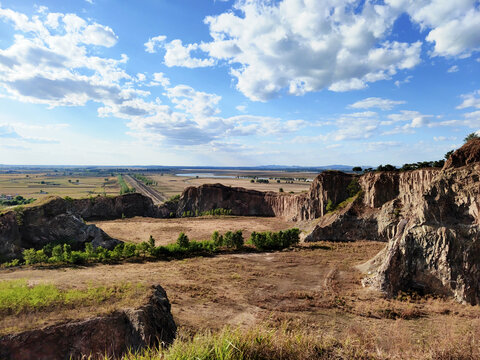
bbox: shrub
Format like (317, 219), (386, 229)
(224, 230), (243, 249)
(177, 232), (190, 248)
(211, 231), (223, 246)
(85, 242), (96, 259)
(326, 199), (334, 212)
(250, 228), (300, 251)
(346, 178), (361, 197)
(122, 243), (136, 258)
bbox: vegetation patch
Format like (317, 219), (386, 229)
(249, 228), (300, 250)
(0, 279), (145, 315)
(117, 175), (136, 195)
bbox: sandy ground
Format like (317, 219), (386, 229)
(92, 216), (297, 245)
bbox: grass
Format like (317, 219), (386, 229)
(0, 279), (146, 315)
(115, 320), (480, 360)
(0, 173), (120, 201)
(118, 175), (136, 195)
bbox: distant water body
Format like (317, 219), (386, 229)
(175, 173), (237, 179)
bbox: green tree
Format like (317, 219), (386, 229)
(444, 150), (454, 160)
(177, 232), (190, 248)
(464, 132), (479, 142)
(63, 244), (72, 262)
(352, 166), (362, 172)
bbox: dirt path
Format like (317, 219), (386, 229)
(124, 175), (167, 204)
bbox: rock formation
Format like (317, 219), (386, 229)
(0, 285), (177, 360)
(0, 193), (158, 259)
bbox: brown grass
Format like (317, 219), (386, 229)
(0, 173), (120, 201)
(2, 239), (480, 358)
(150, 173), (314, 199)
(92, 216), (296, 244)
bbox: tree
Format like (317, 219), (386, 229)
(352, 166), (362, 172)
(464, 132), (479, 142)
(177, 232), (189, 248)
(444, 150), (454, 160)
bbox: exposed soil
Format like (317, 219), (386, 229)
(92, 216), (296, 244)
(2, 239), (480, 357)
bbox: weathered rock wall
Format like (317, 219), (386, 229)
(0, 285), (177, 360)
(363, 141), (480, 304)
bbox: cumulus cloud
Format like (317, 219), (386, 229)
(382, 110), (433, 134)
(349, 97), (406, 110)
(144, 35), (166, 53)
(148, 0), (480, 101)
(0, 5), (307, 149)
(198, 1), (423, 100)
(386, 0), (480, 58)
(0, 6), (137, 111)
(457, 90), (480, 109)
(163, 39), (215, 68)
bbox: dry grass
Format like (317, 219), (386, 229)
(92, 216), (296, 245)
(2, 239), (480, 358)
(149, 173), (314, 199)
(0, 173), (120, 201)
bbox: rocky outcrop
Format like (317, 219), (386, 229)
(0, 285), (177, 360)
(168, 171), (356, 222)
(444, 138), (480, 169)
(358, 140), (480, 304)
(69, 193), (158, 220)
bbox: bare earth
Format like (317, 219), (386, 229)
(92, 216), (296, 245)
(2, 239), (480, 357)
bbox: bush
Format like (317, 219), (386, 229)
(212, 230), (224, 246)
(177, 232), (190, 248)
(122, 243), (136, 258)
(250, 228), (300, 251)
(223, 230), (244, 249)
(326, 199), (334, 212)
(346, 178), (361, 197)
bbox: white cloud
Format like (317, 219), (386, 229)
(148, 72), (170, 87)
(199, 1), (423, 100)
(349, 97), (405, 110)
(447, 65), (459, 73)
(236, 105), (246, 112)
(164, 39), (215, 68)
(394, 75), (412, 87)
(144, 35), (166, 53)
(386, 0), (480, 58)
(382, 110), (433, 134)
(457, 90), (480, 109)
(147, 0), (479, 101)
(0, 6), (135, 110)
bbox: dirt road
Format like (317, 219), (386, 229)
(124, 174), (167, 204)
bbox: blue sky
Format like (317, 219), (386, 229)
(0, 0), (479, 166)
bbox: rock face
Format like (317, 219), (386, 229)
(70, 193), (158, 220)
(167, 171), (356, 222)
(0, 285), (177, 360)
(0, 193), (157, 259)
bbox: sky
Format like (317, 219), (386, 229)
(0, 0), (479, 166)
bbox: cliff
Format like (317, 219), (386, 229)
(362, 141), (480, 304)
(0, 285), (177, 360)
(0, 193), (158, 259)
